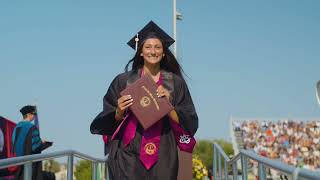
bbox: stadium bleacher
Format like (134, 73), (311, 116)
(231, 119), (320, 173)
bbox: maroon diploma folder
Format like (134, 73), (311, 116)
(120, 75), (174, 130)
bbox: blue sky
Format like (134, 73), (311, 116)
(1, 1), (320, 157)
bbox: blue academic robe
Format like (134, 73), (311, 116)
(12, 121), (43, 180)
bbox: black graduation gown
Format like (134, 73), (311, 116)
(90, 69), (198, 180)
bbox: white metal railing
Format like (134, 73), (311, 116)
(213, 143), (320, 180)
(0, 150), (108, 180)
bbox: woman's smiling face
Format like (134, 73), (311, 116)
(140, 38), (164, 65)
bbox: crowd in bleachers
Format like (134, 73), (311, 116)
(234, 120), (320, 171)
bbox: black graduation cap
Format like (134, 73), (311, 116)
(20, 105), (36, 116)
(127, 21), (175, 50)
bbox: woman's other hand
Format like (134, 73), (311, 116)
(156, 85), (170, 100)
(116, 95), (133, 120)
(157, 86), (179, 123)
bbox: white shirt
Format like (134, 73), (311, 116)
(0, 129), (4, 152)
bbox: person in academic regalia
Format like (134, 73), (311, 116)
(90, 21), (198, 180)
(12, 105), (49, 180)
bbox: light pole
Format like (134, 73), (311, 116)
(173, 0), (182, 58)
(317, 80), (320, 106)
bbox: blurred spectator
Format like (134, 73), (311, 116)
(233, 121), (241, 131)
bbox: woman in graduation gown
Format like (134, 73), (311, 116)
(90, 21), (198, 180)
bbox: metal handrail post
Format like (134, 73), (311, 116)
(92, 162), (97, 180)
(105, 164), (109, 180)
(293, 167), (301, 180)
(224, 159), (228, 180)
(213, 145), (217, 180)
(67, 154), (74, 180)
(258, 162), (266, 180)
(241, 154), (248, 180)
(232, 161), (238, 180)
(24, 161), (32, 180)
(218, 152), (221, 180)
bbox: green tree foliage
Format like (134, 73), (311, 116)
(43, 159), (60, 173)
(214, 139), (234, 157)
(193, 139), (213, 169)
(193, 139), (234, 169)
(74, 160), (92, 180)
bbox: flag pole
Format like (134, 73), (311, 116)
(33, 98), (40, 131)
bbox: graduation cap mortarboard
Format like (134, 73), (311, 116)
(20, 105), (36, 116)
(127, 21), (175, 51)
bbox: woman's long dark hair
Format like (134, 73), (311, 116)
(125, 38), (184, 79)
